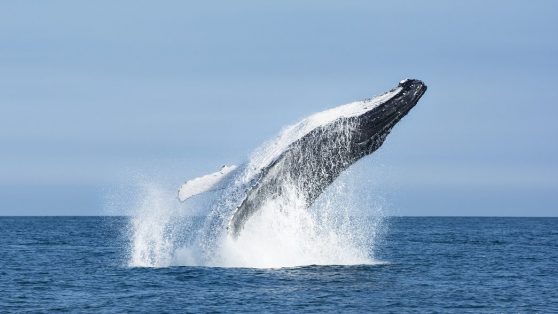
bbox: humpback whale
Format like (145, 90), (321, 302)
(179, 79), (427, 238)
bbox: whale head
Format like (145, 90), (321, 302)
(352, 79), (427, 156)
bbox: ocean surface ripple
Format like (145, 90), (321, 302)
(1, 217), (557, 313)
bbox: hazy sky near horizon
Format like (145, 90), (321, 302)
(1, 1), (557, 216)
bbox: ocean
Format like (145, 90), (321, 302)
(1, 216), (556, 313)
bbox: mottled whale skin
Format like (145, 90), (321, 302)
(229, 79), (427, 237)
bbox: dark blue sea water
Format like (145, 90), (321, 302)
(1, 217), (557, 313)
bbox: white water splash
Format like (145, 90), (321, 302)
(127, 184), (178, 267)
(212, 182), (383, 268)
(126, 170), (386, 268)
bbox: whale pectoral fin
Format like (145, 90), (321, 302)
(178, 165), (238, 202)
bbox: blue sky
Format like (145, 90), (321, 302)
(1, 1), (557, 216)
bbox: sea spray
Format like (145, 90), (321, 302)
(211, 177), (383, 268)
(127, 173), (386, 268)
(127, 183), (201, 267)
(126, 160), (387, 268)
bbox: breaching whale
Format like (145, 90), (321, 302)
(179, 79), (427, 238)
